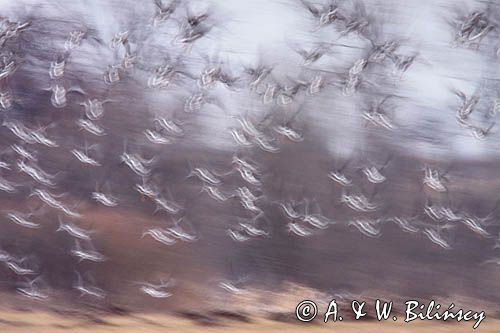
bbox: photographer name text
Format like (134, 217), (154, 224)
(295, 299), (486, 329)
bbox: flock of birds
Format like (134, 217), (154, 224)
(0, 0), (499, 306)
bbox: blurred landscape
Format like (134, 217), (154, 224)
(0, 0), (500, 331)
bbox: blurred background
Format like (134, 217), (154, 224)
(0, 0), (500, 331)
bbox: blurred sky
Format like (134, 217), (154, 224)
(1, 0), (499, 160)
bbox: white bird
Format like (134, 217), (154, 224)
(362, 166), (386, 184)
(70, 240), (107, 262)
(17, 160), (57, 187)
(461, 216), (491, 238)
(187, 167), (222, 185)
(287, 222), (313, 237)
(135, 181), (159, 198)
(386, 216), (420, 234)
(273, 125), (304, 142)
(0, 176), (17, 193)
(30, 189), (81, 218)
(218, 280), (247, 295)
(232, 155), (260, 174)
(341, 191), (379, 212)
(49, 58), (65, 79)
(144, 129), (172, 145)
(302, 214), (332, 229)
(229, 128), (253, 147)
(227, 229), (251, 242)
(142, 228), (177, 246)
(154, 118), (185, 137)
(348, 219), (381, 238)
(3, 120), (37, 144)
(76, 119), (107, 136)
(236, 165), (261, 186)
(422, 228), (451, 250)
(153, 196), (183, 215)
(6, 261), (36, 275)
(254, 135), (280, 153)
(121, 153), (154, 177)
(137, 278), (174, 298)
(238, 222), (269, 237)
(200, 184), (232, 202)
(233, 116), (262, 138)
(64, 30), (85, 51)
(422, 167), (447, 192)
(328, 171), (352, 186)
(72, 149), (101, 167)
(49, 84), (68, 108)
(17, 276), (48, 300)
(73, 271), (106, 299)
(276, 201), (302, 219)
(91, 192), (119, 207)
(57, 218), (92, 240)
(6, 212), (41, 229)
(11, 144), (36, 161)
(81, 98), (109, 120)
(31, 128), (58, 148)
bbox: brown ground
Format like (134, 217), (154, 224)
(0, 310), (497, 333)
